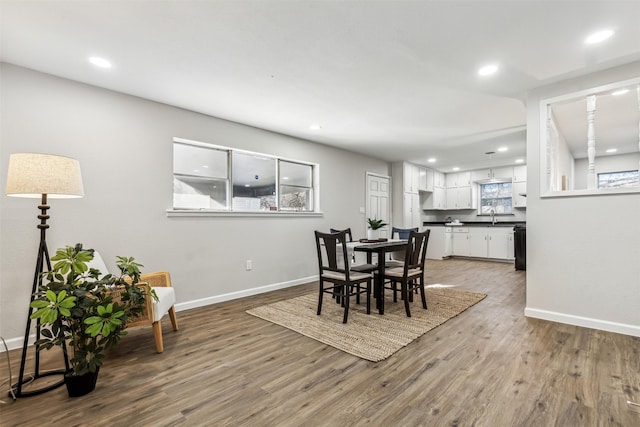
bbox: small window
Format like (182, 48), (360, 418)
(480, 182), (512, 214)
(173, 143), (229, 209)
(598, 170), (639, 189)
(279, 160), (313, 211)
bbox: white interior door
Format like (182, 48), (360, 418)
(366, 173), (391, 239)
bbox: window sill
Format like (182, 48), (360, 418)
(166, 209), (324, 218)
(541, 187), (640, 198)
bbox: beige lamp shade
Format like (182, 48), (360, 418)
(5, 153), (84, 198)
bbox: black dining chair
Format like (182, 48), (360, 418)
(330, 227), (377, 274)
(375, 229), (430, 317)
(387, 227), (418, 268)
(315, 230), (372, 323)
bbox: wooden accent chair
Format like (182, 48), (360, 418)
(376, 229), (430, 317)
(315, 230), (372, 323)
(89, 252), (179, 353)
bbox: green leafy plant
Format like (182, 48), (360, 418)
(367, 218), (388, 230)
(30, 244), (149, 376)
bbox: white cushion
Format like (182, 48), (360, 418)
(322, 270), (371, 282)
(151, 286), (176, 322)
(383, 267), (422, 279)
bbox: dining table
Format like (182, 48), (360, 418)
(351, 239), (408, 315)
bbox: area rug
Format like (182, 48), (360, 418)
(246, 287), (486, 362)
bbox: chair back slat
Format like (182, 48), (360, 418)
(330, 228), (353, 242)
(390, 227), (418, 261)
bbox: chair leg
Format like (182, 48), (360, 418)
(419, 279), (427, 309)
(153, 321), (164, 353)
(356, 283), (361, 305)
(317, 281), (324, 315)
(342, 285), (350, 323)
(168, 306), (179, 331)
(402, 282), (411, 317)
(393, 281), (398, 302)
(366, 280), (371, 315)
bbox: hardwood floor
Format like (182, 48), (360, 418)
(1, 259), (638, 426)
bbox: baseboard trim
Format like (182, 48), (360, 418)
(525, 307), (640, 337)
(1, 275), (318, 352)
(174, 275), (318, 312)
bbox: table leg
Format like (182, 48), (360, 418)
(376, 250), (386, 315)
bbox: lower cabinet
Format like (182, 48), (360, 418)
(449, 227), (514, 260)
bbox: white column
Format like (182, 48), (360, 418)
(546, 106), (553, 191)
(586, 95), (597, 190)
(637, 85), (640, 175)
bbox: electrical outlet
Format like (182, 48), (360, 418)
(246, 260), (252, 271)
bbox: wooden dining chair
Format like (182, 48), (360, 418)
(376, 229), (430, 317)
(387, 227), (418, 268)
(315, 230), (372, 323)
(330, 227), (377, 274)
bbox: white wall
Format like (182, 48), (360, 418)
(525, 61), (640, 337)
(0, 63), (390, 346)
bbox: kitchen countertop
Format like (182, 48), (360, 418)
(423, 221), (526, 228)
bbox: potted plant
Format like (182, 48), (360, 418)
(366, 218), (387, 240)
(29, 244), (150, 397)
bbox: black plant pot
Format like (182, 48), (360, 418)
(64, 368), (100, 398)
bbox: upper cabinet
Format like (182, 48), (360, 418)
(445, 171), (471, 188)
(513, 165), (527, 183)
(403, 163), (420, 194)
(471, 167), (513, 182)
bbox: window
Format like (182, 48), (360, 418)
(598, 170), (639, 189)
(479, 182), (512, 214)
(172, 138), (318, 213)
(279, 160), (313, 211)
(173, 142), (229, 209)
(232, 152), (277, 211)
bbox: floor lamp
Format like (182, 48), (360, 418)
(5, 153), (84, 398)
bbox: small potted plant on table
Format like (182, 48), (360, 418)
(366, 218), (387, 240)
(30, 244), (149, 397)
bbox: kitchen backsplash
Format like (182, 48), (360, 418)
(421, 208), (526, 223)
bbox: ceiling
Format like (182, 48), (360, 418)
(2, 1), (640, 172)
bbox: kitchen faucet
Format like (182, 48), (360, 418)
(490, 208), (497, 225)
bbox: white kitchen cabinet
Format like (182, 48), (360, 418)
(423, 187), (446, 210)
(418, 167), (429, 192)
(471, 167), (513, 182)
(513, 181), (527, 208)
(451, 227), (470, 256)
(444, 227), (453, 256)
(446, 171), (471, 188)
(433, 171), (445, 188)
(425, 226), (447, 260)
(513, 165), (527, 183)
(403, 163), (420, 194)
(445, 186), (474, 210)
(423, 168), (434, 192)
(449, 226), (515, 260)
(402, 193), (421, 229)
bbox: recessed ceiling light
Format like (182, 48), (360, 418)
(88, 56), (112, 68)
(612, 89), (629, 96)
(309, 124), (321, 131)
(478, 64), (498, 76)
(497, 147), (508, 152)
(244, 184), (251, 188)
(452, 167), (460, 171)
(584, 30), (614, 45)
(515, 159), (524, 164)
(606, 148), (618, 153)
(282, 176), (289, 180)
(427, 158), (436, 163)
